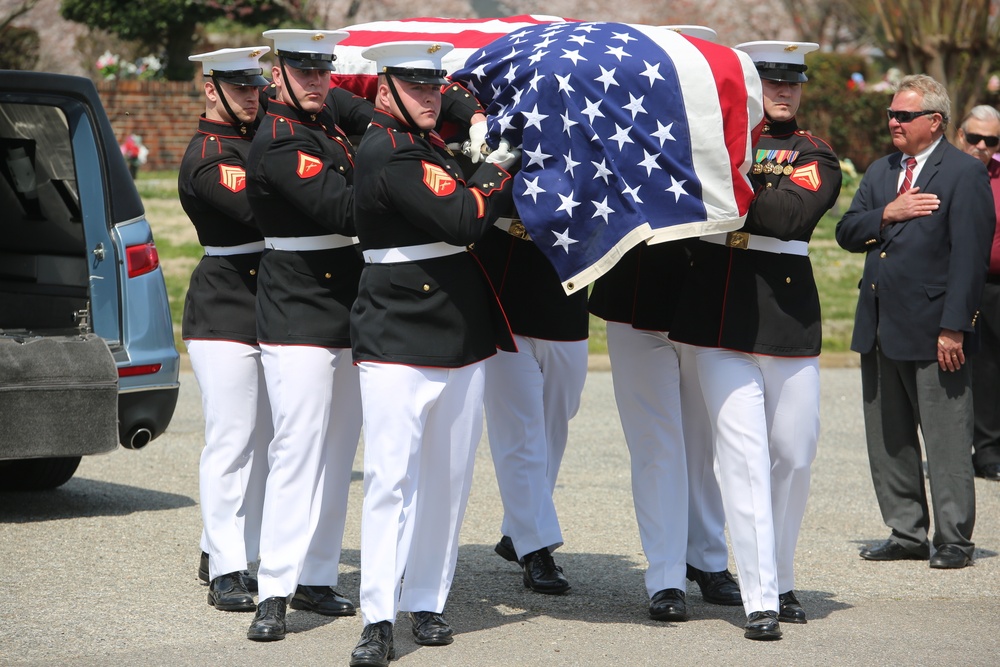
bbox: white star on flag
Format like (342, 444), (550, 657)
(552, 227), (578, 253)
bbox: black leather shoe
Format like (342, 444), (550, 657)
(744, 610), (782, 640)
(859, 539), (929, 561)
(522, 548), (571, 594)
(649, 588), (688, 622)
(198, 551), (257, 591)
(289, 584), (356, 616)
(495, 535), (519, 563)
(409, 611), (454, 646)
(350, 620), (395, 667)
(975, 462), (1000, 481)
(198, 551), (209, 584)
(929, 544), (973, 569)
(247, 596), (287, 641)
(208, 572), (256, 611)
(778, 590), (807, 624)
(686, 564), (742, 606)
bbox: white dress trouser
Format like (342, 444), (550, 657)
(187, 339), (271, 580)
(256, 344), (362, 601)
(677, 343), (730, 573)
(608, 323), (730, 596)
(358, 361), (484, 626)
(693, 347), (819, 613)
(485, 336), (588, 559)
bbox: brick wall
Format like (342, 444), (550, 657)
(97, 80), (204, 172)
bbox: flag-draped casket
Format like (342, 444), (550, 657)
(336, 16), (763, 293)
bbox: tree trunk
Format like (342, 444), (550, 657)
(162, 18), (198, 82)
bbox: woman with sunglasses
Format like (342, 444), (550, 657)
(836, 75), (994, 573)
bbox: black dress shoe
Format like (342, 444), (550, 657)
(929, 544), (973, 569)
(350, 620), (395, 667)
(778, 590), (807, 624)
(199, 551), (257, 591)
(649, 588), (688, 622)
(975, 462), (1000, 481)
(409, 611), (454, 646)
(744, 610), (782, 640)
(686, 564), (742, 606)
(521, 548), (571, 594)
(289, 584), (356, 616)
(198, 551), (210, 584)
(208, 572), (256, 611)
(859, 539), (929, 561)
(247, 596), (287, 641)
(495, 535), (519, 563)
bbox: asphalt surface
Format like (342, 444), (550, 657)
(2, 361), (998, 666)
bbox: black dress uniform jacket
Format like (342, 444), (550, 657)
(179, 116), (261, 345)
(472, 225), (589, 341)
(588, 241), (691, 332)
(669, 118), (842, 356)
(246, 99), (364, 348)
(351, 110), (517, 367)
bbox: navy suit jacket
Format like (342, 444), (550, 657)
(836, 138), (994, 360)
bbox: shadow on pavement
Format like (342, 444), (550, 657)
(0, 476), (195, 523)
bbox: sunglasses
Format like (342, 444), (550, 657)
(963, 132), (1000, 148)
(886, 108), (939, 123)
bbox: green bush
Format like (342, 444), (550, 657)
(799, 52), (896, 171)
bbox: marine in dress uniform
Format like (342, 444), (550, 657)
(668, 41), (842, 640)
(180, 46), (272, 613)
(347, 41), (519, 667)
(243, 29), (363, 641)
(590, 240), (742, 621)
(472, 217), (588, 595)
(587, 25), (741, 623)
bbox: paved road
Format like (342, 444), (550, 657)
(2, 365), (998, 666)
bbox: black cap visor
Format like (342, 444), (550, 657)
(755, 62), (808, 83)
(384, 66), (449, 86)
(210, 68), (269, 87)
(276, 50), (336, 71)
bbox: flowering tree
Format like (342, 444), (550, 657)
(60, 0), (304, 81)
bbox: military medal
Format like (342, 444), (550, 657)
(752, 163), (763, 175)
(783, 164), (794, 176)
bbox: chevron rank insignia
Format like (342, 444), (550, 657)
(296, 151), (323, 178)
(789, 161), (822, 191)
(421, 161), (457, 196)
(218, 164), (246, 193)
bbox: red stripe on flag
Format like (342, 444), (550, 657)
(685, 37), (756, 216)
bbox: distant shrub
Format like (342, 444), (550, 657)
(0, 25), (40, 71)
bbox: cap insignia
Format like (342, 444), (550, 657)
(428, 44), (441, 54)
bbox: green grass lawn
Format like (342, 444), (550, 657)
(139, 170), (864, 356)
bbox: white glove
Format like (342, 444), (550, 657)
(484, 139), (521, 170)
(463, 121), (488, 163)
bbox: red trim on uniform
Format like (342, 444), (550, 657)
(471, 188), (486, 217)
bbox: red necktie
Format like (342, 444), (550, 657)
(898, 156), (917, 195)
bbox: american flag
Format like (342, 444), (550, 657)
(335, 18), (762, 293)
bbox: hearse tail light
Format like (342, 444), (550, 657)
(126, 242), (160, 278)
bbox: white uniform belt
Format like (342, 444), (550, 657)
(264, 234), (358, 251)
(699, 232), (808, 256)
(203, 240), (266, 256)
(363, 242), (466, 264)
(494, 217), (531, 241)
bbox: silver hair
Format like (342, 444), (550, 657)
(961, 104), (1000, 131)
(896, 74), (951, 128)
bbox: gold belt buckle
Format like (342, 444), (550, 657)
(726, 231), (749, 250)
(508, 219), (531, 241)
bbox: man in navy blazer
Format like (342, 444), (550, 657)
(836, 74), (994, 569)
